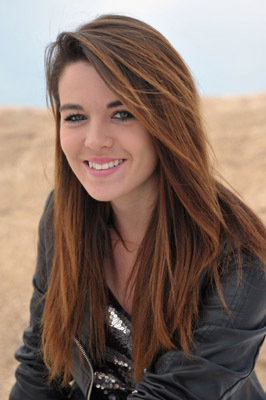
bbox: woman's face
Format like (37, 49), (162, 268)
(58, 61), (159, 205)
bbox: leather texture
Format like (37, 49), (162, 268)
(10, 192), (266, 400)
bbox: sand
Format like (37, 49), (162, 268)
(1, 93), (266, 399)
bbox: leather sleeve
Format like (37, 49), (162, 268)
(128, 252), (266, 400)
(9, 192), (69, 400)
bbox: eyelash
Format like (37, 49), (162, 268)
(112, 110), (134, 122)
(63, 110), (134, 124)
(64, 113), (86, 123)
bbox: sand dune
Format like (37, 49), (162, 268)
(0, 93), (266, 399)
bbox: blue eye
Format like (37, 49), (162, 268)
(64, 113), (86, 123)
(112, 110), (134, 122)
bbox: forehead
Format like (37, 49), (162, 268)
(58, 61), (118, 105)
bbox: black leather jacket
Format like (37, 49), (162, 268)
(10, 193), (266, 399)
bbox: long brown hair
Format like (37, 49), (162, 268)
(42, 14), (266, 384)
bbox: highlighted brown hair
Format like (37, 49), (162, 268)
(43, 14), (266, 384)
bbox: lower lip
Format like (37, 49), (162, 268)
(83, 160), (126, 177)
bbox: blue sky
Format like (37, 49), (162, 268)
(1, 0), (266, 106)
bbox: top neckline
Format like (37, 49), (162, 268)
(107, 287), (131, 320)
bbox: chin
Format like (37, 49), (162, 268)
(85, 189), (114, 203)
(82, 181), (125, 203)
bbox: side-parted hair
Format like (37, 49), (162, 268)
(43, 14), (266, 384)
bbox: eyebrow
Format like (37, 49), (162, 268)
(59, 104), (84, 112)
(106, 100), (123, 108)
(59, 100), (123, 113)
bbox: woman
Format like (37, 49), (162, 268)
(10, 14), (266, 400)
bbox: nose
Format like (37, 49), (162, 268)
(84, 120), (114, 151)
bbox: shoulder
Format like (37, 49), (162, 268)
(39, 190), (54, 232)
(34, 191), (55, 293)
(199, 247), (266, 333)
(38, 190), (54, 262)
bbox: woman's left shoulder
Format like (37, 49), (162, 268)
(218, 245), (266, 295)
(200, 247), (266, 332)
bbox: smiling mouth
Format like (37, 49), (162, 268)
(87, 159), (124, 170)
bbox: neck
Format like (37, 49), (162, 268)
(110, 186), (158, 247)
(105, 181), (158, 313)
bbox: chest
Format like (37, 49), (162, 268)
(104, 242), (137, 314)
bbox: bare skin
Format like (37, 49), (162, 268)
(106, 182), (158, 314)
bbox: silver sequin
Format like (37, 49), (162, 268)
(108, 306), (130, 335)
(92, 301), (135, 397)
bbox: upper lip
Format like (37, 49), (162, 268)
(86, 157), (124, 163)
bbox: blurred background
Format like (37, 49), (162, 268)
(1, 1), (266, 399)
(1, 0), (266, 106)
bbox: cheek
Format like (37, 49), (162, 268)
(129, 126), (157, 159)
(60, 131), (79, 160)
(139, 135), (158, 170)
(147, 151), (159, 175)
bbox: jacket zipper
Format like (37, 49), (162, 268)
(74, 338), (94, 400)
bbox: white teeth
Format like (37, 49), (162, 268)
(87, 159), (123, 170)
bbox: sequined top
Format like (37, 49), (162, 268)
(91, 290), (136, 399)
